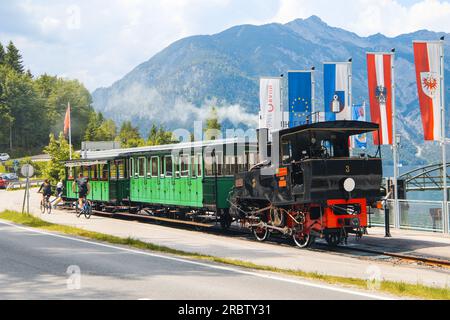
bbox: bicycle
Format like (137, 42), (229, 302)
(40, 195), (52, 214)
(76, 196), (92, 219)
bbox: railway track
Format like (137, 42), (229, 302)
(60, 205), (450, 270)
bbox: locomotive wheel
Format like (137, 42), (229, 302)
(252, 226), (269, 242)
(325, 233), (342, 247)
(293, 232), (314, 248)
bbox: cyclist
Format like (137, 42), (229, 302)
(38, 179), (52, 206)
(51, 180), (64, 208)
(72, 173), (90, 211)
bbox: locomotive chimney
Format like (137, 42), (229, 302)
(257, 128), (269, 163)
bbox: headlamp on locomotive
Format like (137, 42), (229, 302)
(229, 121), (383, 248)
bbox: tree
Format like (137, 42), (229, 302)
(0, 65), (48, 154)
(43, 133), (78, 184)
(0, 42), (5, 65)
(147, 124), (176, 146)
(204, 106), (222, 140)
(116, 121), (145, 148)
(5, 41), (24, 74)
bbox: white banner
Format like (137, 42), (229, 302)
(260, 77), (282, 133)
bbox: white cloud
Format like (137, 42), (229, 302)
(274, 0), (450, 37)
(0, 0), (449, 91)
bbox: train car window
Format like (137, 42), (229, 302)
(281, 141), (293, 164)
(164, 156), (173, 177)
(205, 154), (213, 176)
(100, 164), (108, 180)
(138, 157), (145, 177)
(151, 157), (159, 177)
(237, 154), (246, 173)
(197, 154), (203, 177)
(180, 155), (190, 177)
(110, 162), (118, 180)
(89, 165), (97, 180)
(82, 166), (89, 179)
(225, 155), (236, 176)
(118, 161), (125, 179)
(216, 151), (223, 176)
(68, 167), (74, 180)
(130, 158), (135, 178)
(191, 155), (197, 178)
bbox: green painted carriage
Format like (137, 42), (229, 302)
(64, 139), (258, 221)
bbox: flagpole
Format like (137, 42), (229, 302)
(391, 49), (400, 229)
(311, 67), (316, 123)
(440, 39), (448, 234)
(68, 102), (72, 161)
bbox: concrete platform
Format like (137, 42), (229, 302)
(0, 189), (449, 288)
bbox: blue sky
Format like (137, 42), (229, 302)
(1, 0), (449, 91)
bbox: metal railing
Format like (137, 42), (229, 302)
(370, 200), (448, 234)
(5, 180), (44, 190)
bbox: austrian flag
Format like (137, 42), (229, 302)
(366, 53), (394, 145)
(413, 41), (444, 141)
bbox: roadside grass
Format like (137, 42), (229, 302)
(0, 210), (449, 300)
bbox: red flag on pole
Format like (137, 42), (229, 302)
(413, 41), (443, 141)
(366, 52), (394, 145)
(64, 103), (71, 136)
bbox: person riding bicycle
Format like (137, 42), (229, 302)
(51, 180), (64, 208)
(72, 173), (90, 210)
(38, 179), (52, 204)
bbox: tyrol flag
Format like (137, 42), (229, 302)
(413, 41), (444, 141)
(288, 71), (313, 128)
(259, 77), (282, 133)
(367, 53), (394, 145)
(64, 103), (71, 137)
(323, 62), (352, 121)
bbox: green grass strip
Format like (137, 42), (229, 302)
(0, 210), (449, 300)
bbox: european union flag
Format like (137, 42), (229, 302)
(288, 72), (312, 128)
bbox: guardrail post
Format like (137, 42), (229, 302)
(384, 205), (392, 237)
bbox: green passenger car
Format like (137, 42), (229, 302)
(64, 139), (258, 219)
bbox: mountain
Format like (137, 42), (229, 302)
(92, 15), (450, 165)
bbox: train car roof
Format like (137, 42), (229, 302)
(79, 137), (258, 162)
(277, 120), (379, 137)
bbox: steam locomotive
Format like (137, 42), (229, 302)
(228, 120), (384, 248)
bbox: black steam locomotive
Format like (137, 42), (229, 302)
(228, 121), (384, 248)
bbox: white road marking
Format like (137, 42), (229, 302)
(0, 219), (393, 300)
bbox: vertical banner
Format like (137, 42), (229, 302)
(352, 102), (368, 149)
(259, 77), (282, 134)
(367, 53), (394, 145)
(288, 71), (313, 128)
(413, 41), (443, 141)
(324, 62), (352, 121)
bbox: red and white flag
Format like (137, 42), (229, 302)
(413, 41), (443, 141)
(64, 103), (71, 136)
(367, 53), (394, 145)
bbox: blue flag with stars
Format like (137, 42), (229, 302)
(288, 71), (312, 128)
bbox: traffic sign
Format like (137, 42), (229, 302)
(21, 164), (34, 178)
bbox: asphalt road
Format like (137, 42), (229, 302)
(0, 220), (389, 300)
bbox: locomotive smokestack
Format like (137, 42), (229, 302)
(257, 128), (269, 163)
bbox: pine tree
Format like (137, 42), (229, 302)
(0, 42), (5, 65)
(5, 41), (24, 73)
(204, 106), (222, 140)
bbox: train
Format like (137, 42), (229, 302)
(63, 120), (384, 248)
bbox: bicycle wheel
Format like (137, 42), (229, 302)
(76, 202), (83, 218)
(84, 201), (92, 219)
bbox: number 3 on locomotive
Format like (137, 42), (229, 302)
(345, 165), (351, 173)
